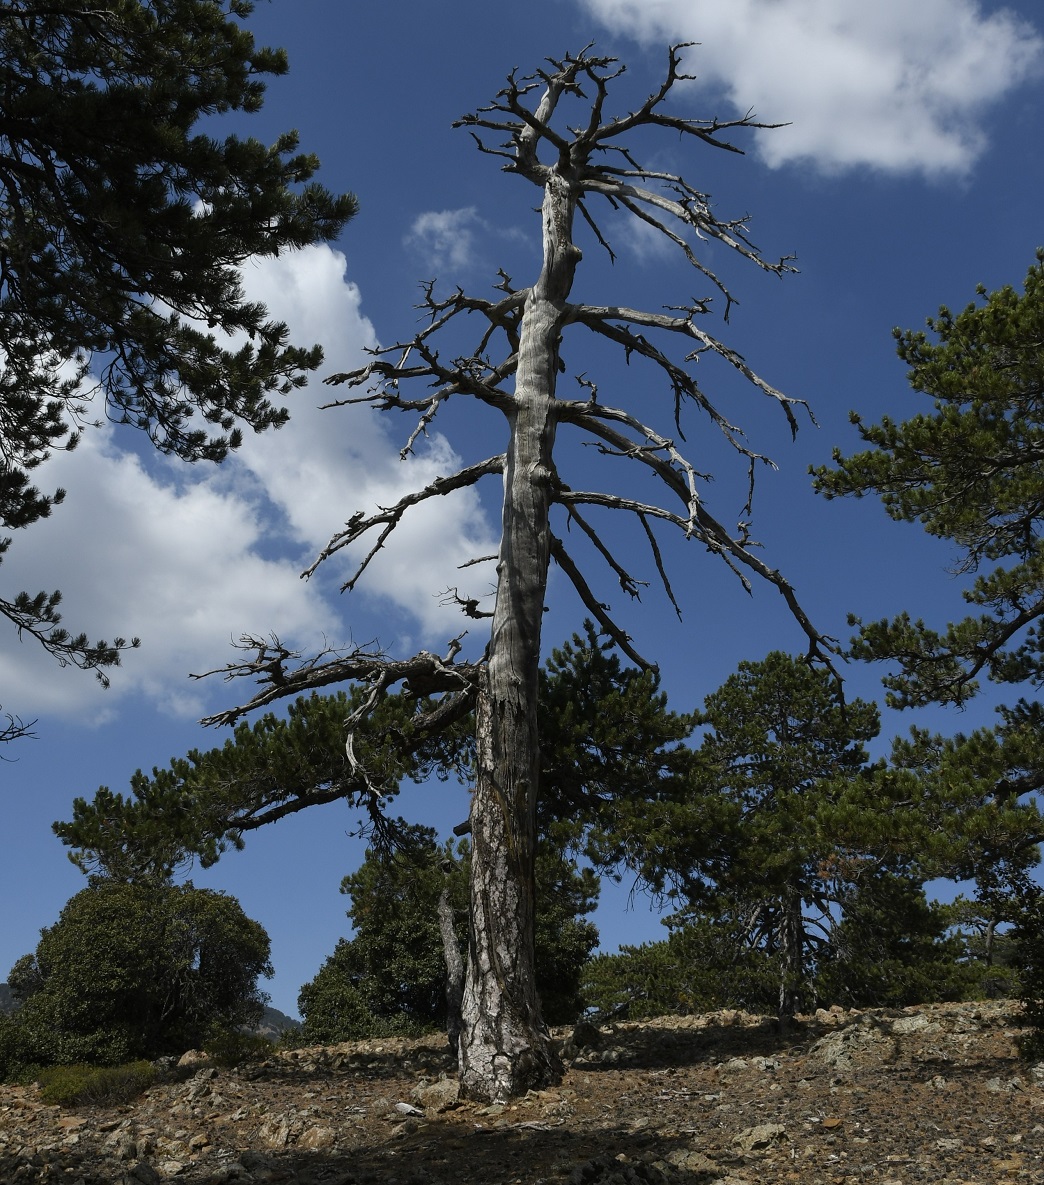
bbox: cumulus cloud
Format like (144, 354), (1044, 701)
(576, 0), (1044, 176)
(0, 422), (336, 721)
(0, 244), (499, 722)
(228, 246), (500, 639)
(404, 207), (485, 273)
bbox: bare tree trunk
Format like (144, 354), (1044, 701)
(195, 45), (836, 1103)
(458, 169), (580, 1101)
(777, 891), (805, 1024)
(437, 874), (464, 1056)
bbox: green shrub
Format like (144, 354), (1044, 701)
(36, 1060), (157, 1107)
(7, 880), (272, 1068)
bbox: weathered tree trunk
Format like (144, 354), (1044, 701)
(777, 891), (805, 1024)
(194, 45), (833, 1106)
(458, 168), (580, 1101)
(437, 875), (464, 1055)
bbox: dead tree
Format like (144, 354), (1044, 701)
(199, 46), (835, 1102)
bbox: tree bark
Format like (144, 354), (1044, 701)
(778, 891), (805, 1024)
(437, 876), (464, 1055)
(458, 170), (580, 1101)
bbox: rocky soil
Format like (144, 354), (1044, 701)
(2, 999), (1042, 1185)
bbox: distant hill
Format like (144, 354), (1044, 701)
(257, 1005), (300, 1038)
(0, 983), (15, 1014)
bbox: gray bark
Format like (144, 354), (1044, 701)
(458, 164), (580, 1100)
(437, 873), (465, 1055)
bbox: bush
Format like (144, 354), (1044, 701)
(36, 1061), (157, 1107)
(583, 921), (779, 1021)
(6, 880), (272, 1071)
(202, 1030), (275, 1068)
(0, 1013), (35, 1083)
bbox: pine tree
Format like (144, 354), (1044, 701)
(0, 0), (356, 711)
(297, 826), (599, 1044)
(678, 651), (888, 1018)
(813, 250), (1044, 709)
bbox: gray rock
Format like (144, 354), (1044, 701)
(733, 1123), (787, 1153)
(412, 1077), (460, 1112)
(129, 1161), (162, 1185)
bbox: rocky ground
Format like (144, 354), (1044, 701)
(1, 999), (1042, 1185)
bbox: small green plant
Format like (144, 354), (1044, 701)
(202, 1030), (275, 1068)
(36, 1061), (157, 1107)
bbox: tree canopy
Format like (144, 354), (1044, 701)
(1, 879), (271, 1072)
(673, 651), (887, 1016)
(0, 0), (356, 715)
(813, 250), (1044, 709)
(54, 625), (699, 888)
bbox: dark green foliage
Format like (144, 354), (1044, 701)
(298, 826), (599, 1042)
(816, 873), (977, 1008)
(0, 0), (357, 698)
(813, 250), (1044, 708)
(585, 876), (980, 1019)
(584, 917), (779, 1020)
(536, 627), (701, 892)
(886, 705), (1044, 885)
(3, 880), (271, 1074)
(815, 253), (1044, 1042)
(56, 626), (697, 892)
(35, 1061), (157, 1107)
(1001, 879), (1044, 1060)
(299, 825), (460, 1042)
(679, 651), (888, 1016)
(56, 689), (469, 879)
(202, 1030), (275, 1067)
(0, 1012), (35, 1083)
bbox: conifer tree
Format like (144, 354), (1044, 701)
(0, 0), (356, 712)
(297, 826), (599, 1044)
(677, 651), (889, 1018)
(61, 46), (833, 1098)
(813, 250), (1044, 709)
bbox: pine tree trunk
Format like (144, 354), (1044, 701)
(458, 168), (580, 1101)
(437, 879), (464, 1055)
(778, 892), (805, 1023)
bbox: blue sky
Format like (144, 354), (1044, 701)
(2, 0), (1044, 1018)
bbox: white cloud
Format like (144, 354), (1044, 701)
(577, 0), (1044, 176)
(404, 207), (485, 273)
(0, 244), (500, 723)
(0, 422), (336, 721)
(227, 246), (500, 640)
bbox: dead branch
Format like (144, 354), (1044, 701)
(562, 503), (648, 600)
(303, 454), (505, 588)
(195, 634), (482, 729)
(570, 303), (808, 439)
(549, 534), (654, 670)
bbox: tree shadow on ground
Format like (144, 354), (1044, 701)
(569, 1014), (810, 1073)
(240, 1120), (727, 1185)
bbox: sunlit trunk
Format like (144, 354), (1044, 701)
(458, 172), (580, 1101)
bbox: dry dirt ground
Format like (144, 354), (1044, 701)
(2, 999), (1043, 1185)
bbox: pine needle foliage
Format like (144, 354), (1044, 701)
(0, 0), (357, 700)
